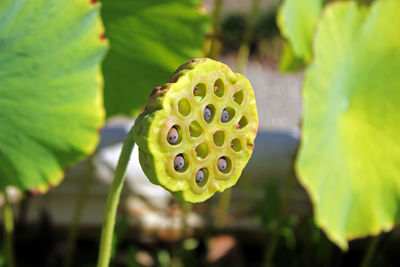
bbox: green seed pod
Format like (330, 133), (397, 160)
(133, 58), (258, 203)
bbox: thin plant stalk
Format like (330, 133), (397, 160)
(215, 0), (259, 225)
(64, 156), (96, 267)
(207, 0), (223, 59)
(3, 190), (16, 267)
(170, 202), (192, 267)
(360, 234), (382, 267)
(97, 127), (135, 267)
(214, 0), (259, 225)
(236, 0), (261, 73)
(181, 202), (192, 239)
(215, 188), (231, 229)
(263, 171), (297, 267)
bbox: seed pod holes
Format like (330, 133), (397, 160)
(167, 126), (179, 145)
(203, 107), (211, 121)
(213, 130), (225, 147)
(189, 120), (203, 138)
(195, 169), (204, 183)
(174, 154), (185, 171)
(221, 109), (229, 122)
(193, 83), (206, 101)
(203, 105), (216, 123)
(233, 90), (244, 105)
(217, 157), (227, 172)
(214, 79), (225, 97)
(221, 107), (235, 123)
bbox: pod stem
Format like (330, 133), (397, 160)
(207, 0), (223, 59)
(216, 188), (232, 230)
(237, 0), (261, 73)
(360, 234), (382, 267)
(263, 172), (296, 267)
(97, 127), (135, 267)
(3, 190), (16, 267)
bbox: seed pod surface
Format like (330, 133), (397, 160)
(133, 58), (258, 203)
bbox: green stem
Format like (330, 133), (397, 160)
(207, 0), (223, 59)
(3, 190), (16, 267)
(263, 173), (296, 267)
(64, 156), (95, 267)
(360, 234), (382, 267)
(216, 188), (232, 230)
(170, 202), (192, 267)
(97, 127), (135, 267)
(236, 0), (261, 73)
(181, 202), (192, 239)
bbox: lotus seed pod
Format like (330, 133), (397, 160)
(133, 58), (258, 203)
(221, 109), (229, 122)
(203, 107), (212, 122)
(195, 169), (205, 183)
(174, 154), (185, 171)
(167, 126), (179, 144)
(217, 157), (227, 172)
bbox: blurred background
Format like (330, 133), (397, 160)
(0, 0), (399, 266)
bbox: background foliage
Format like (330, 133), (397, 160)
(101, 0), (210, 118)
(279, 0), (400, 249)
(0, 0), (107, 193)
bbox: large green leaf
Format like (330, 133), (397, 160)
(101, 0), (210, 118)
(297, 0), (400, 249)
(277, 0), (323, 63)
(0, 0), (107, 193)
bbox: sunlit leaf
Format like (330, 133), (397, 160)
(278, 41), (305, 72)
(297, 0), (400, 249)
(277, 0), (323, 63)
(101, 0), (210, 118)
(0, 0), (107, 192)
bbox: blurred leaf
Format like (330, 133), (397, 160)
(281, 225), (296, 249)
(278, 41), (305, 72)
(183, 238), (199, 251)
(277, 0), (323, 63)
(256, 179), (281, 229)
(297, 0), (400, 249)
(0, 0), (107, 192)
(101, 0), (210, 118)
(0, 246), (4, 267)
(157, 249), (171, 267)
(126, 246), (139, 267)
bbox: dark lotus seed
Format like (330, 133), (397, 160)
(217, 158), (227, 172)
(193, 86), (198, 93)
(203, 107), (211, 122)
(195, 169), (204, 183)
(221, 109), (229, 122)
(174, 155), (185, 171)
(167, 127), (179, 144)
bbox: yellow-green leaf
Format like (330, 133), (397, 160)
(0, 0), (107, 193)
(277, 0), (323, 63)
(297, 0), (400, 249)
